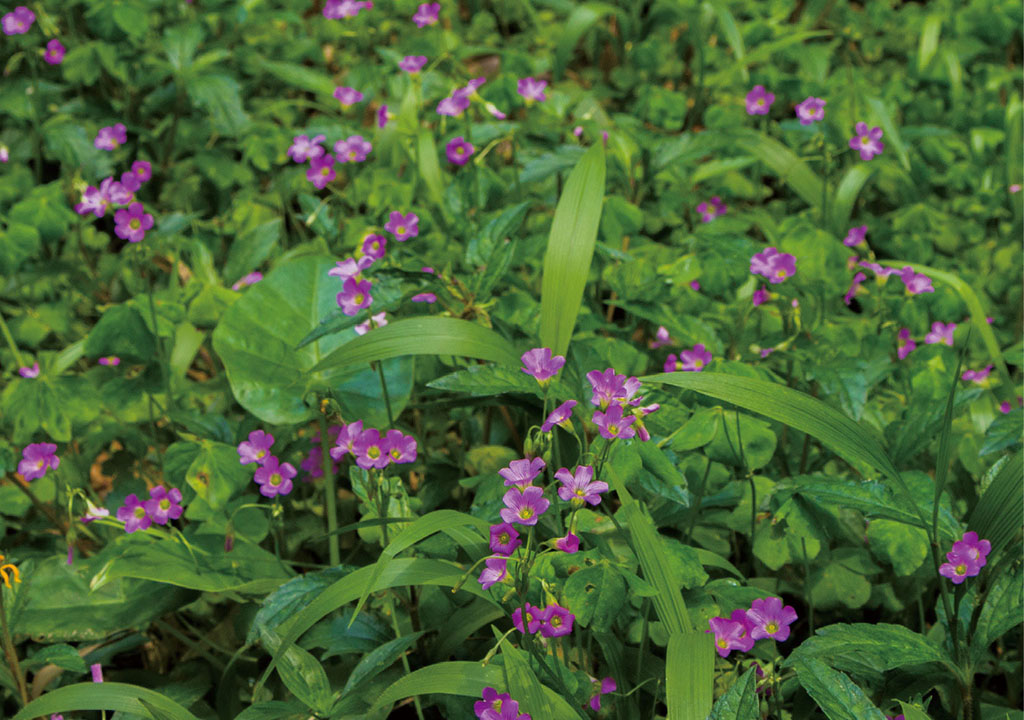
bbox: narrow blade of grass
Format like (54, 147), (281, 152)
(666, 631), (715, 720)
(724, 128), (824, 210)
(417, 129), (445, 207)
(831, 163), (876, 235)
(968, 452), (1023, 559)
(539, 143), (606, 357)
(13, 683), (201, 720)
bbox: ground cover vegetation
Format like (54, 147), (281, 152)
(0, 0), (1021, 719)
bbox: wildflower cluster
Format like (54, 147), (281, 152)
(707, 596), (798, 658)
(116, 486), (184, 533)
(938, 531), (991, 584)
(18, 443), (59, 482)
(474, 688), (531, 720)
(289, 133), (373, 189)
(238, 430), (297, 498)
(75, 159), (155, 244)
(328, 211), (417, 318)
(2, 6), (65, 64)
(664, 344), (713, 373)
(586, 368), (659, 441)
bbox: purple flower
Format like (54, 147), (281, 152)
(696, 196), (727, 223)
(593, 405), (636, 440)
(2, 6), (34, 34)
(849, 122), (884, 161)
(353, 428), (391, 469)
(114, 202), (154, 243)
(355, 311), (387, 336)
(330, 421), (363, 461)
(795, 97), (826, 125)
(899, 266), (934, 295)
(323, 0), (371, 18)
(0, 145), (7, 163)
(288, 134), (326, 163)
(924, 322), (955, 346)
(307, 154), (337, 189)
(232, 271), (264, 290)
(333, 86), (364, 107)
(337, 277), (373, 316)
(253, 456), (297, 498)
(43, 39), (66, 65)
(1000, 401), (1013, 413)
(104, 177), (133, 205)
(649, 326), (673, 349)
(120, 171), (141, 194)
(95, 123), (128, 151)
(539, 604), (574, 638)
(475, 688), (513, 720)
(19, 443), (59, 481)
(489, 522), (522, 555)
(556, 532), (579, 554)
(238, 430), (274, 465)
(335, 135), (372, 163)
(844, 272), (867, 306)
(329, 255), (373, 283)
(541, 399), (577, 432)
(144, 486), (183, 525)
(897, 328), (916, 360)
(746, 597), (798, 641)
(117, 494), (152, 533)
(477, 557), (508, 590)
(707, 610), (756, 657)
(512, 603), (545, 634)
(81, 500), (110, 523)
(412, 2), (440, 27)
(18, 362), (39, 378)
(131, 160), (152, 183)
(500, 486), (549, 526)
(750, 247), (796, 283)
(91, 663), (103, 683)
(385, 211), (419, 241)
(939, 531), (991, 584)
(859, 260), (896, 278)
(844, 225), (867, 247)
(961, 365), (994, 383)
(678, 343), (712, 371)
(589, 677), (616, 712)
(385, 429), (418, 464)
(520, 347), (565, 383)
(517, 77), (547, 103)
(399, 55), (428, 73)
(499, 457), (546, 489)
(745, 85), (774, 115)
(437, 94), (471, 117)
(377, 104), (391, 128)
(411, 292), (437, 303)
(445, 136), (475, 165)
(555, 465), (607, 505)
(752, 286), (769, 307)
(586, 368), (628, 409)
(360, 233), (387, 261)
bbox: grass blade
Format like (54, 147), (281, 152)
(370, 661), (504, 711)
(831, 163), (876, 235)
(666, 631), (714, 720)
(705, 1), (747, 82)
(13, 682), (201, 720)
(724, 128), (824, 210)
(932, 347), (966, 539)
(864, 96), (911, 171)
(968, 452), (1023, 559)
(553, 3), (618, 79)
(311, 317), (519, 372)
(708, 667), (758, 720)
(417, 129), (445, 207)
(501, 638), (584, 720)
(917, 14), (942, 74)
(539, 143), (606, 357)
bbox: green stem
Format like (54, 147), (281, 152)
(0, 310), (25, 368)
(384, 593), (425, 720)
(0, 588), (28, 707)
(375, 361), (395, 429)
(318, 413), (340, 567)
(820, 137), (830, 228)
(26, 54), (43, 185)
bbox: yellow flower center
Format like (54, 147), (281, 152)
(550, 616), (562, 628)
(757, 98), (764, 106)
(766, 621), (778, 634)
(494, 700), (503, 712)
(519, 507), (534, 520)
(353, 293), (364, 305)
(956, 563), (966, 575)
(396, 225), (406, 235)
(349, 151), (357, 160)
(367, 446), (380, 459)
(321, 167), (330, 176)
(270, 473), (282, 486)
(134, 506), (146, 519)
(160, 499), (170, 511)
(456, 147), (464, 155)
(608, 424), (618, 435)
(34, 460), (45, 471)
(694, 359), (704, 369)
(499, 532), (510, 544)
(717, 638), (728, 649)
(129, 219), (140, 230)
(575, 488), (585, 497)
(776, 269), (787, 278)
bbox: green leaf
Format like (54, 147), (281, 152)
(864, 96), (911, 171)
(539, 143), (607, 357)
(370, 661), (504, 711)
(417, 129), (445, 206)
(234, 701), (308, 720)
(23, 643), (88, 673)
(427, 364), (547, 398)
(789, 623), (955, 678)
(9, 182), (76, 243)
(917, 14), (942, 73)
(971, 563), (1022, 662)
(12, 682), (201, 720)
(0, 222), (41, 275)
(553, 3), (618, 78)
(500, 638), (585, 720)
(788, 657), (887, 720)
(256, 57), (337, 96)
(85, 303), (156, 362)
(830, 164), (876, 235)
(564, 564), (626, 632)
(666, 631), (714, 720)
(312, 317), (519, 373)
(186, 74), (250, 136)
(705, 1), (747, 82)
(265, 636), (332, 714)
(708, 667), (758, 720)
(720, 129), (823, 211)
(223, 218), (281, 284)
(968, 452), (1023, 559)
(866, 519), (928, 576)
(213, 256), (411, 424)
(898, 702), (934, 720)
(341, 631), (424, 696)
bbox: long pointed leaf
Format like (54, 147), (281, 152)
(666, 631), (714, 720)
(831, 164), (876, 235)
(312, 317), (519, 372)
(539, 143), (606, 357)
(724, 128), (824, 209)
(968, 452), (1023, 558)
(13, 682), (201, 720)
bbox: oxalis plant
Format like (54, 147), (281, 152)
(0, 1), (1021, 720)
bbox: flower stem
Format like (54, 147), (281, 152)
(0, 310), (25, 368)
(0, 588), (28, 707)
(375, 361), (395, 429)
(317, 413), (340, 567)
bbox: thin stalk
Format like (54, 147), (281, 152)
(375, 361), (395, 428)
(634, 597), (651, 684)
(26, 54), (43, 184)
(684, 460), (712, 544)
(820, 137), (830, 228)
(8, 474), (66, 532)
(318, 413), (341, 566)
(0, 310), (25, 368)
(0, 589), (28, 706)
(384, 593), (425, 720)
(801, 538), (815, 635)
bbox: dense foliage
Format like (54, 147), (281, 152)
(0, 1), (1021, 719)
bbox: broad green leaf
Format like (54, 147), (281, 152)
(427, 364), (549, 398)
(341, 631), (424, 696)
(351, 510), (488, 621)
(255, 57), (336, 95)
(257, 559), (499, 697)
(970, 563), (1022, 663)
(553, 3), (618, 78)
(13, 682), (200, 720)
(968, 452), (1023, 558)
(899, 702), (933, 720)
(370, 661), (504, 711)
(831, 164), (876, 235)
(0, 222), (40, 274)
(708, 667), (758, 720)
(312, 317), (519, 372)
(186, 74), (250, 136)
(223, 218), (281, 284)
(714, 31), (830, 79)
(564, 564), (626, 632)
(212, 255), (412, 424)
(417, 129), (445, 206)
(917, 14), (942, 73)
(539, 143), (606, 357)
(234, 701), (308, 720)
(267, 637), (332, 714)
(23, 643), (88, 673)
(666, 631), (714, 720)
(719, 129), (823, 211)
(788, 657), (887, 720)
(500, 638), (585, 720)
(866, 519), (928, 576)
(85, 303), (156, 362)
(789, 623), (955, 678)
